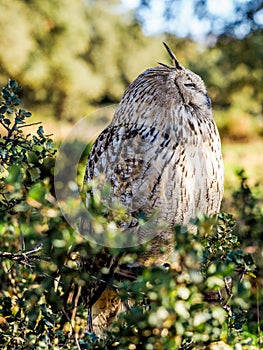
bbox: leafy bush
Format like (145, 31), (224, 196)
(0, 81), (262, 349)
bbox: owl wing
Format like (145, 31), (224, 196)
(80, 122), (175, 326)
(79, 248), (120, 308)
(85, 123), (176, 223)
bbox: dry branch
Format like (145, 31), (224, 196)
(0, 243), (49, 267)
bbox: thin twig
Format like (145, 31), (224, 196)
(0, 243), (49, 267)
(62, 308), (81, 350)
(72, 285), (82, 349)
(0, 120), (10, 131)
(71, 285), (82, 326)
(18, 121), (42, 128)
(114, 269), (137, 281)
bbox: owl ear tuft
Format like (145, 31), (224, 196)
(162, 42), (183, 70)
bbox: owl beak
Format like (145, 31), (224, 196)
(162, 42), (183, 70)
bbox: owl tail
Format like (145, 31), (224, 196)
(90, 288), (122, 335)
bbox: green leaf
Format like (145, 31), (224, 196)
(45, 139), (54, 150)
(2, 87), (11, 100)
(244, 253), (254, 266)
(27, 151), (40, 165)
(5, 165), (22, 183)
(3, 118), (11, 126)
(22, 110), (31, 118)
(28, 182), (46, 202)
(6, 108), (13, 114)
(33, 135), (39, 143)
(8, 80), (18, 89)
(27, 167), (41, 181)
(0, 106), (7, 114)
(13, 202), (29, 212)
(42, 157), (55, 173)
(15, 117), (25, 124)
(37, 125), (44, 137)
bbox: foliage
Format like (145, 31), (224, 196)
(0, 1), (262, 142)
(0, 0), (163, 120)
(231, 170), (263, 244)
(0, 79), (56, 216)
(106, 213), (256, 350)
(136, 0), (263, 39)
(136, 1), (263, 140)
(0, 81), (262, 349)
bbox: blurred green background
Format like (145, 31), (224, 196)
(0, 0), (263, 192)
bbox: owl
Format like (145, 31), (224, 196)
(83, 42), (224, 332)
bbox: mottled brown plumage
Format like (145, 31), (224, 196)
(84, 43), (224, 332)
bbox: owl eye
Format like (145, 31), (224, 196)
(184, 83), (196, 88)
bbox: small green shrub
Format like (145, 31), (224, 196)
(0, 81), (261, 349)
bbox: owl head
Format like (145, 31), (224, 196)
(117, 43), (211, 118)
(159, 42), (211, 110)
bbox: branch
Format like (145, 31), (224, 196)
(0, 120), (10, 132)
(18, 121), (42, 128)
(0, 243), (49, 267)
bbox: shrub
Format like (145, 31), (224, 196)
(0, 81), (261, 349)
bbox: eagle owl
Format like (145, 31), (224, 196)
(83, 43), (224, 332)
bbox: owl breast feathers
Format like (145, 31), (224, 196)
(85, 43), (224, 260)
